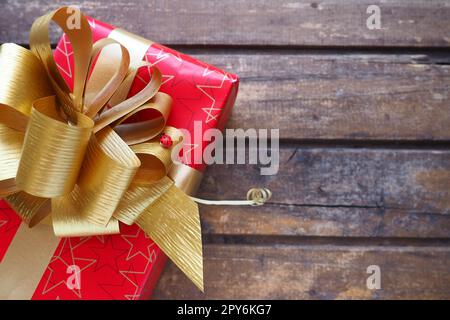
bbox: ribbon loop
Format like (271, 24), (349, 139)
(30, 7), (93, 120)
(0, 43), (53, 131)
(0, 124), (23, 197)
(76, 127), (141, 226)
(114, 92), (172, 145)
(84, 38), (131, 117)
(16, 96), (94, 198)
(52, 187), (121, 237)
(0, 6), (206, 291)
(93, 66), (162, 133)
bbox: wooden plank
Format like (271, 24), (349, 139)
(2, 0), (450, 47)
(4, 36), (450, 139)
(2, 50), (447, 141)
(197, 147), (450, 214)
(194, 52), (450, 141)
(153, 244), (450, 299)
(195, 146), (450, 239)
(200, 204), (450, 238)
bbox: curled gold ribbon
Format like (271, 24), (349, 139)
(16, 97), (94, 198)
(0, 6), (203, 291)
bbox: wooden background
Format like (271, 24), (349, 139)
(2, 0), (450, 299)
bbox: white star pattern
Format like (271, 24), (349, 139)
(202, 67), (214, 77)
(198, 72), (231, 124)
(87, 19), (96, 29)
(145, 46), (182, 64)
(120, 229), (158, 300)
(55, 34), (73, 79)
(55, 18), (95, 81)
(182, 143), (200, 164)
(95, 235), (106, 244)
(121, 229), (155, 261)
(135, 47), (180, 87)
(119, 250), (156, 300)
(41, 237), (96, 298)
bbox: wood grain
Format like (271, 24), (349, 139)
(4, 5), (450, 140)
(196, 146), (450, 239)
(153, 244), (450, 299)
(200, 204), (450, 239)
(2, 0), (450, 47)
(194, 52), (450, 141)
(197, 147), (450, 214)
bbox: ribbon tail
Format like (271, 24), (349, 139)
(136, 184), (204, 292)
(4, 192), (51, 227)
(113, 176), (174, 225)
(52, 127), (140, 236)
(52, 186), (121, 237)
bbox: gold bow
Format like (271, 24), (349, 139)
(0, 7), (203, 291)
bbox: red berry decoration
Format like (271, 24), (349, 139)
(160, 133), (173, 148)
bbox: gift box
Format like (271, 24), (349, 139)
(0, 12), (238, 300)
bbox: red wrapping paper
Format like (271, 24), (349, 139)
(0, 16), (238, 300)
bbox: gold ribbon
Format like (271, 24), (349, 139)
(0, 7), (203, 291)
